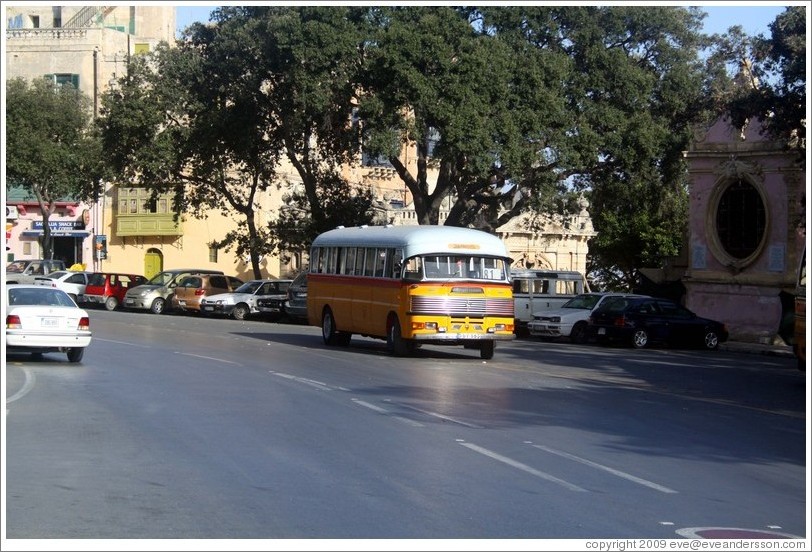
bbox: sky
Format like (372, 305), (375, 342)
(174, 2), (798, 39)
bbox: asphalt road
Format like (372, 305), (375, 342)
(4, 308), (808, 543)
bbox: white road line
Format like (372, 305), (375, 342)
(175, 352), (241, 365)
(395, 403), (483, 428)
(271, 372), (333, 391)
(530, 443), (678, 494)
(94, 337), (151, 348)
(458, 441), (587, 492)
(6, 366), (36, 406)
(352, 399), (424, 427)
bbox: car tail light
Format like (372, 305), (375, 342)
(613, 316), (626, 327)
(7, 315), (22, 329)
(195, 289), (205, 296)
(78, 317), (90, 330)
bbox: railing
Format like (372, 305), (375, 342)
(62, 6), (116, 28)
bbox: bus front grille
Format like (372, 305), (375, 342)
(411, 296), (514, 317)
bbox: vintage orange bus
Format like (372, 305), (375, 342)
(306, 225), (515, 359)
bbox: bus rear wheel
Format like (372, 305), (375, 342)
(322, 308), (351, 346)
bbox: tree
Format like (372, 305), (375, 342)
(99, 31), (281, 279)
(224, 5), (379, 255)
(6, 77), (103, 260)
(724, 6), (806, 162)
(359, 6), (711, 289)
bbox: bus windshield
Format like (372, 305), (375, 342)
(403, 255), (508, 282)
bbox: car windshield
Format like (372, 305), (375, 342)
(45, 271), (68, 279)
(147, 271), (180, 286)
(6, 261), (27, 273)
(8, 287), (75, 307)
(562, 294), (602, 310)
(87, 273), (106, 286)
(404, 255), (508, 282)
(235, 281), (264, 294)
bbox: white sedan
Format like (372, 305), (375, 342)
(5, 284), (92, 363)
(33, 270), (93, 303)
(527, 292), (647, 343)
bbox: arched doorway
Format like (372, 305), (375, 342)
(144, 249), (163, 279)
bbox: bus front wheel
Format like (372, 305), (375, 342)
(480, 341), (495, 360)
(387, 316), (411, 357)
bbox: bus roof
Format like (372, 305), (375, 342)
(312, 225), (510, 259)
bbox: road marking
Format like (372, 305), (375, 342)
(352, 399), (424, 427)
(393, 402), (483, 428)
(529, 443), (678, 493)
(94, 337), (151, 348)
(175, 352), (241, 365)
(6, 366), (36, 408)
(458, 441), (587, 492)
(272, 372), (333, 391)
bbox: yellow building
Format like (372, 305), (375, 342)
(4, 5), (593, 281)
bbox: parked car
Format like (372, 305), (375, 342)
(587, 296), (729, 350)
(201, 279), (292, 320)
(33, 270), (93, 303)
(5, 284), (92, 363)
(171, 274), (244, 314)
(527, 292), (647, 343)
(83, 272), (148, 311)
(5, 259), (67, 284)
(284, 271), (308, 323)
(123, 269), (225, 314)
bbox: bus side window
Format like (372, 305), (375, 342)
(345, 248), (357, 275)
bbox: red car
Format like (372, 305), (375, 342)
(83, 272), (148, 311)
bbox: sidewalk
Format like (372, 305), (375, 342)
(719, 339), (795, 358)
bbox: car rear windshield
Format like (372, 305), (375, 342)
(595, 296), (637, 313)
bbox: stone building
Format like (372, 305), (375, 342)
(682, 114), (805, 344)
(4, 5), (592, 280)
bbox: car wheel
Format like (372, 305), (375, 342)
(703, 330), (720, 350)
(104, 296), (118, 311)
(233, 304), (249, 320)
(480, 341), (495, 360)
(150, 297), (166, 314)
(570, 322), (588, 344)
(632, 329), (649, 349)
(67, 347), (84, 363)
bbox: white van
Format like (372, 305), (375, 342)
(510, 269), (590, 333)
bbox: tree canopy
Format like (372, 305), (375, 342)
(97, 5), (789, 288)
(6, 77), (103, 260)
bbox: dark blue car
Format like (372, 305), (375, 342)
(587, 296), (729, 350)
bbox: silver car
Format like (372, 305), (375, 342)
(284, 271), (308, 323)
(122, 268), (224, 314)
(201, 279), (292, 320)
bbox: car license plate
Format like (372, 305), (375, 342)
(598, 328), (606, 335)
(203, 306), (213, 311)
(125, 298), (134, 305)
(41, 317), (58, 327)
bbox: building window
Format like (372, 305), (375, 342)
(30, 15), (40, 28)
(44, 73), (80, 90)
(209, 246), (218, 263)
(715, 179), (766, 260)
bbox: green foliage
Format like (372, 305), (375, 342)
(267, 169), (381, 259)
(6, 77), (103, 259)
